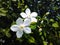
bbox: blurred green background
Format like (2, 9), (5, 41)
(0, 0), (60, 45)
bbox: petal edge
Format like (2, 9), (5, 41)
(24, 27), (31, 34)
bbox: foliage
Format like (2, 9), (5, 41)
(0, 0), (60, 45)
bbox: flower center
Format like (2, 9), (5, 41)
(27, 14), (31, 18)
(19, 24), (25, 29)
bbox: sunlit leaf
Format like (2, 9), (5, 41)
(0, 13), (6, 16)
(52, 22), (59, 27)
(43, 41), (48, 45)
(41, 36), (44, 40)
(50, 19), (54, 22)
(30, 24), (36, 30)
(28, 36), (35, 43)
(57, 16), (60, 20)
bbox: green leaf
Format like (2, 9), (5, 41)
(28, 37), (35, 43)
(53, 6), (58, 10)
(0, 8), (7, 16)
(12, 0), (16, 1)
(18, 0), (21, 8)
(4, 29), (11, 38)
(43, 41), (48, 45)
(52, 22), (59, 27)
(44, 32), (46, 38)
(50, 19), (54, 22)
(6, 32), (11, 38)
(0, 13), (6, 16)
(41, 36), (44, 40)
(0, 8), (7, 13)
(57, 16), (60, 20)
(39, 32), (42, 35)
(45, 12), (50, 15)
(30, 24), (36, 30)
(49, 42), (53, 45)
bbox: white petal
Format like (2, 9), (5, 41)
(16, 31), (23, 38)
(20, 12), (27, 18)
(24, 18), (31, 26)
(16, 18), (23, 25)
(31, 12), (37, 17)
(10, 25), (19, 32)
(25, 8), (31, 15)
(31, 18), (37, 22)
(24, 27), (31, 34)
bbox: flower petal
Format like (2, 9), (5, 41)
(25, 8), (31, 15)
(16, 18), (23, 25)
(10, 25), (19, 32)
(24, 18), (31, 26)
(20, 12), (27, 18)
(24, 27), (31, 34)
(16, 31), (23, 38)
(31, 18), (37, 22)
(31, 12), (37, 17)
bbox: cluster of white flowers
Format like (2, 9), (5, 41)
(10, 8), (38, 38)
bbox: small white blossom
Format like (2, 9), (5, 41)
(39, 28), (42, 32)
(10, 18), (31, 38)
(20, 8), (38, 23)
(41, 20), (43, 24)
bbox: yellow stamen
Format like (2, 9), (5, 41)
(27, 14), (31, 18)
(19, 24), (25, 29)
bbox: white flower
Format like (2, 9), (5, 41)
(39, 28), (42, 32)
(10, 18), (31, 38)
(20, 8), (38, 23)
